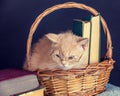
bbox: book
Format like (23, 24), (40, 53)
(72, 14), (101, 64)
(18, 87), (45, 96)
(73, 19), (91, 65)
(0, 69), (40, 96)
(89, 15), (100, 64)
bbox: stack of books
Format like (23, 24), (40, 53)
(73, 14), (101, 64)
(0, 69), (45, 96)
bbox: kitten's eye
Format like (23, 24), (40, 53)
(56, 54), (61, 58)
(68, 56), (74, 60)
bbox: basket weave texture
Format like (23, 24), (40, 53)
(26, 2), (115, 96)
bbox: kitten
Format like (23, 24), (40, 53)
(23, 30), (89, 71)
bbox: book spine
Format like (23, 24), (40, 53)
(89, 15), (101, 63)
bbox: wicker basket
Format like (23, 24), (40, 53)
(26, 2), (115, 96)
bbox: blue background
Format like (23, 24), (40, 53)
(0, 0), (120, 86)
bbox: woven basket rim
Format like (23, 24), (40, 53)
(26, 2), (113, 68)
(37, 59), (115, 76)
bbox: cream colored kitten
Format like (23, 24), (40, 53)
(24, 31), (89, 71)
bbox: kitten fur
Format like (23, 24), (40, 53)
(23, 30), (89, 71)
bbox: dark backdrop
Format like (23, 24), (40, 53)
(0, 0), (120, 86)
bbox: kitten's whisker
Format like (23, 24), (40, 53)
(77, 52), (84, 62)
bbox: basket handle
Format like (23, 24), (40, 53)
(26, 2), (112, 66)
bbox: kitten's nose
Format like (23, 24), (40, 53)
(62, 61), (67, 66)
(62, 61), (66, 64)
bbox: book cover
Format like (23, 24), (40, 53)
(17, 87), (45, 96)
(89, 14), (101, 64)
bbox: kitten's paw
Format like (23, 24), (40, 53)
(24, 64), (37, 71)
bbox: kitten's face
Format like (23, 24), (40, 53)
(51, 45), (84, 70)
(46, 31), (88, 70)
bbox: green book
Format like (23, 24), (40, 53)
(89, 15), (101, 64)
(73, 19), (91, 65)
(72, 14), (101, 64)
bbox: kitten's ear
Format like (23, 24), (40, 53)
(45, 33), (58, 43)
(77, 38), (89, 50)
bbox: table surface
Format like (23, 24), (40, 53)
(98, 84), (120, 96)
